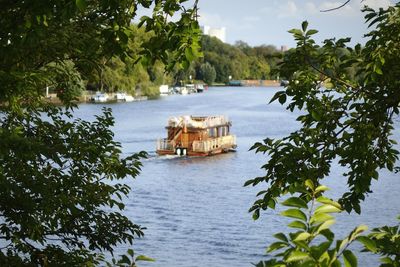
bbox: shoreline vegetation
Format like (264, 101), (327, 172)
(39, 31), (286, 105)
(44, 80), (282, 104)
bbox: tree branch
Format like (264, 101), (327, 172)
(320, 0), (351, 12)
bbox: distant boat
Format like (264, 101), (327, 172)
(159, 85), (169, 96)
(115, 92), (134, 102)
(156, 115), (237, 156)
(185, 84), (197, 94)
(93, 92), (109, 102)
(196, 84), (205, 93)
(179, 87), (189, 95)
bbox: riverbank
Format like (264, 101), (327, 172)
(43, 82), (281, 105)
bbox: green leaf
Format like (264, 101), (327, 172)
(306, 29), (318, 35)
(286, 250), (310, 262)
(184, 47), (195, 62)
(288, 29), (303, 36)
(294, 232), (311, 241)
(350, 225), (368, 240)
(316, 219), (336, 233)
(380, 257), (394, 264)
(320, 229), (335, 241)
(274, 233), (289, 242)
(339, 237), (349, 251)
(356, 236), (377, 252)
(267, 241), (289, 253)
(135, 255), (155, 262)
(278, 94), (287, 104)
(332, 259), (342, 267)
(310, 213), (334, 225)
(288, 220), (307, 230)
(253, 209), (260, 220)
(269, 91), (284, 104)
(305, 180), (315, 190)
(314, 204), (342, 214)
(76, 0), (87, 11)
(315, 185), (330, 193)
(311, 110), (321, 121)
(301, 21), (309, 32)
(120, 255), (131, 264)
(281, 209), (308, 222)
(281, 197), (308, 209)
(375, 66), (383, 75)
(316, 196), (341, 209)
(127, 249), (134, 257)
(343, 250), (357, 267)
(310, 241), (332, 259)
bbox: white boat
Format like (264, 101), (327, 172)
(93, 92), (109, 102)
(124, 95), (135, 102)
(180, 87), (188, 95)
(159, 85), (169, 96)
(186, 84), (196, 94)
(115, 92), (134, 102)
(196, 84), (205, 93)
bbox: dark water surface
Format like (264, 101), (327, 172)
(74, 87), (399, 267)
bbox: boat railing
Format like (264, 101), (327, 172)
(168, 115), (230, 129)
(157, 138), (175, 151)
(192, 135), (236, 153)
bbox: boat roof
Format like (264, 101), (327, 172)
(167, 115), (230, 129)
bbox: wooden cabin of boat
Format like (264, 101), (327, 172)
(156, 115), (237, 156)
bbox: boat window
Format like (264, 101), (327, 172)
(208, 127), (217, 137)
(221, 126), (227, 136)
(218, 127), (222, 137)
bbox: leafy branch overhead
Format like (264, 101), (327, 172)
(0, 0), (201, 106)
(246, 5), (400, 215)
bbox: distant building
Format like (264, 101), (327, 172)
(201, 25), (226, 43)
(281, 45), (288, 52)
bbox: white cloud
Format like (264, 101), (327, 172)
(360, 0), (393, 9)
(236, 16), (262, 30)
(243, 16), (261, 23)
(304, 2), (319, 14)
(198, 12), (228, 28)
(278, 1), (299, 18)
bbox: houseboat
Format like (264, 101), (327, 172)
(156, 115), (237, 156)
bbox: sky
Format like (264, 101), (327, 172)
(196, 0), (396, 48)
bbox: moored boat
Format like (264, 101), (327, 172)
(92, 92), (109, 102)
(156, 115), (237, 156)
(115, 92), (134, 102)
(196, 84), (205, 93)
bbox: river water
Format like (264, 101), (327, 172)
(74, 86), (399, 267)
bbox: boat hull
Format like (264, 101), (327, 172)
(156, 147), (236, 157)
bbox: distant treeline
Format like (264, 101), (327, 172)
(80, 26), (284, 97)
(193, 36), (283, 84)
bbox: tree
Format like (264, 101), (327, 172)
(0, 0), (201, 105)
(199, 62), (216, 85)
(0, 0), (201, 265)
(246, 4), (400, 266)
(0, 106), (146, 266)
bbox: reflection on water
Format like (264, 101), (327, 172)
(74, 87), (399, 267)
